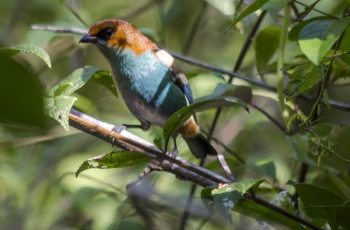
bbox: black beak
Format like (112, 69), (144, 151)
(79, 33), (98, 43)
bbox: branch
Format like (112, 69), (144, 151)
(68, 108), (321, 230)
(69, 108), (229, 187)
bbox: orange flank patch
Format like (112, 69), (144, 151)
(179, 116), (200, 138)
(88, 19), (157, 55)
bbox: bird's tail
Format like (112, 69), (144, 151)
(184, 134), (217, 159)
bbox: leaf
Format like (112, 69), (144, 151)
(44, 66), (116, 130)
(288, 16), (327, 41)
(299, 17), (350, 65)
(43, 95), (77, 131)
(232, 0), (269, 25)
(0, 55), (45, 128)
(211, 83), (252, 103)
(202, 179), (264, 222)
(0, 44), (51, 68)
(233, 198), (307, 230)
(255, 26), (281, 75)
(270, 191), (295, 214)
(247, 159), (276, 180)
(285, 64), (324, 100)
(76, 151), (151, 177)
(261, 0), (287, 15)
(204, 179), (306, 229)
(47, 66), (115, 97)
(293, 183), (350, 229)
(163, 96), (249, 146)
(287, 136), (316, 165)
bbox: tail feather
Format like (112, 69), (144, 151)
(184, 134), (217, 159)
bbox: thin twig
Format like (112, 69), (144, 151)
(61, 1), (88, 27)
(182, 1), (208, 55)
(293, 0), (339, 19)
(121, 1), (157, 21)
(29, 24), (350, 113)
(250, 103), (299, 135)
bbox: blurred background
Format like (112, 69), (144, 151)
(0, 0), (349, 229)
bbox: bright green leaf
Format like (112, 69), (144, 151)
(43, 95), (77, 131)
(0, 44), (52, 68)
(47, 66), (115, 97)
(76, 151), (151, 177)
(44, 66), (116, 130)
(299, 17), (350, 65)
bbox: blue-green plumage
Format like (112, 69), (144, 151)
(105, 49), (189, 128)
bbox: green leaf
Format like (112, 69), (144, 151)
(299, 17), (350, 65)
(247, 158), (276, 180)
(76, 151), (151, 177)
(287, 136), (316, 165)
(286, 64), (324, 100)
(0, 55), (45, 128)
(0, 44), (51, 68)
(211, 83), (252, 103)
(47, 66), (115, 97)
(153, 137), (164, 150)
(202, 179), (264, 198)
(233, 198), (307, 230)
(270, 191), (295, 214)
(44, 66), (116, 130)
(202, 179), (264, 223)
(261, 0), (287, 15)
(294, 183), (350, 229)
(255, 26), (281, 75)
(288, 16), (327, 41)
(163, 96), (249, 147)
(43, 95), (77, 131)
(232, 0), (269, 25)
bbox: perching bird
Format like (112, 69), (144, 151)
(80, 19), (217, 158)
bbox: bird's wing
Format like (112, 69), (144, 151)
(153, 48), (194, 104)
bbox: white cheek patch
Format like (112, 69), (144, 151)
(154, 49), (174, 68)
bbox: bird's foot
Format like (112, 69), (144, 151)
(167, 149), (178, 159)
(112, 124), (127, 133)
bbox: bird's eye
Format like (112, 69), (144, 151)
(97, 27), (115, 41)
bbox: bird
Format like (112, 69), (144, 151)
(79, 19), (217, 158)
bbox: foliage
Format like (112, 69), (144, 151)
(1, 0), (350, 230)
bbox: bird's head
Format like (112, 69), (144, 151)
(80, 19), (157, 55)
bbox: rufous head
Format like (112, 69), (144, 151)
(80, 19), (157, 55)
